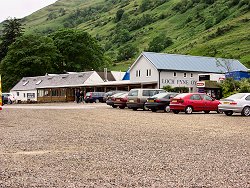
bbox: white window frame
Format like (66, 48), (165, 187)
(190, 73), (193, 78)
(173, 72), (177, 77)
(146, 69), (152, 77)
(184, 72), (187, 78)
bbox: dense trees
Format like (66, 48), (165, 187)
(0, 18), (23, 61)
(0, 35), (60, 91)
(50, 29), (107, 72)
(0, 23), (108, 91)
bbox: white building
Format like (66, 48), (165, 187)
(129, 52), (248, 92)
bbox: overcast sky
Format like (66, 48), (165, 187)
(0, 0), (58, 22)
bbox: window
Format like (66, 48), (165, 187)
(23, 81), (29, 86)
(128, 90), (138, 96)
(146, 69), (152, 77)
(202, 95), (213, 101)
(38, 90), (44, 97)
(190, 94), (201, 100)
(136, 70), (141, 77)
(61, 89), (66, 97)
(184, 73), (187, 78)
(23, 93), (26, 98)
(173, 72), (177, 77)
(190, 73), (193, 78)
(44, 90), (50, 96)
(246, 95), (250, 101)
(17, 92), (19, 96)
(36, 80), (42, 85)
(52, 89), (58, 96)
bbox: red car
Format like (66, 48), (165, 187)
(170, 93), (220, 114)
(113, 93), (128, 109)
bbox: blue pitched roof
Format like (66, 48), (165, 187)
(141, 52), (248, 73)
(122, 70), (130, 80)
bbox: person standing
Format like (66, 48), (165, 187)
(75, 89), (80, 103)
(80, 90), (84, 103)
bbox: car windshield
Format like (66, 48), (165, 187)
(227, 93), (246, 100)
(151, 93), (168, 98)
(174, 93), (188, 98)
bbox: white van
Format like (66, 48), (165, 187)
(127, 88), (165, 110)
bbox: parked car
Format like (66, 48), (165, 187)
(145, 92), (178, 112)
(113, 93), (129, 109)
(218, 93), (250, 116)
(106, 92), (126, 108)
(2, 93), (15, 104)
(127, 88), (165, 111)
(84, 92), (105, 103)
(103, 90), (128, 102)
(170, 93), (220, 114)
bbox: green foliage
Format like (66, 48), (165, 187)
(117, 44), (138, 61)
(115, 9), (124, 23)
(50, 29), (108, 72)
(220, 78), (250, 97)
(162, 85), (189, 93)
(0, 34), (60, 91)
(2, 0), (250, 70)
(0, 18), (23, 61)
(238, 78), (250, 92)
(148, 35), (173, 52)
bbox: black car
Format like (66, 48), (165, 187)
(84, 92), (105, 103)
(145, 92), (178, 112)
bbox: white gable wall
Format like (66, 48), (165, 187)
(84, 71), (104, 84)
(130, 56), (159, 83)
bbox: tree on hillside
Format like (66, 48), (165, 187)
(117, 44), (138, 61)
(50, 29), (108, 72)
(115, 9), (125, 22)
(148, 35), (173, 52)
(0, 18), (23, 61)
(0, 34), (60, 92)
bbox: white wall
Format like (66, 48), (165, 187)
(11, 90), (37, 102)
(85, 72), (104, 84)
(130, 56), (159, 83)
(160, 71), (200, 92)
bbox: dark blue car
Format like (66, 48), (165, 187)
(84, 92), (105, 103)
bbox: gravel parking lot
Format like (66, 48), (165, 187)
(0, 103), (249, 187)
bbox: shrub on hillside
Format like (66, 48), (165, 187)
(148, 35), (173, 52)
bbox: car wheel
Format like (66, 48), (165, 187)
(204, 111), (210, 114)
(95, 99), (99, 103)
(185, 106), (193, 114)
(241, 106), (250, 116)
(151, 109), (157, 112)
(112, 105), (117, 108)
(143, 104), (149, 111)
(217, 109), (222, 114)
(164, 105), (170, 113)
(173, 110), (179, 114)
(119, 106), (125, 109)
(132, 108), (138, 111)
(224, 111), (233, 116)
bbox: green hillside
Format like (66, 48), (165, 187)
(3, 0), (250, 70)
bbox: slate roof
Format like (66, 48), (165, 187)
(11, 72), (94, 91)
(141, 52), (248, 73)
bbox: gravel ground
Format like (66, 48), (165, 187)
(0, 103), (249, 188)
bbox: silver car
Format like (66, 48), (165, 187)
(218, 93), (250, 116)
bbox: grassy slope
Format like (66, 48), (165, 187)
(2, 0), (249, 71)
